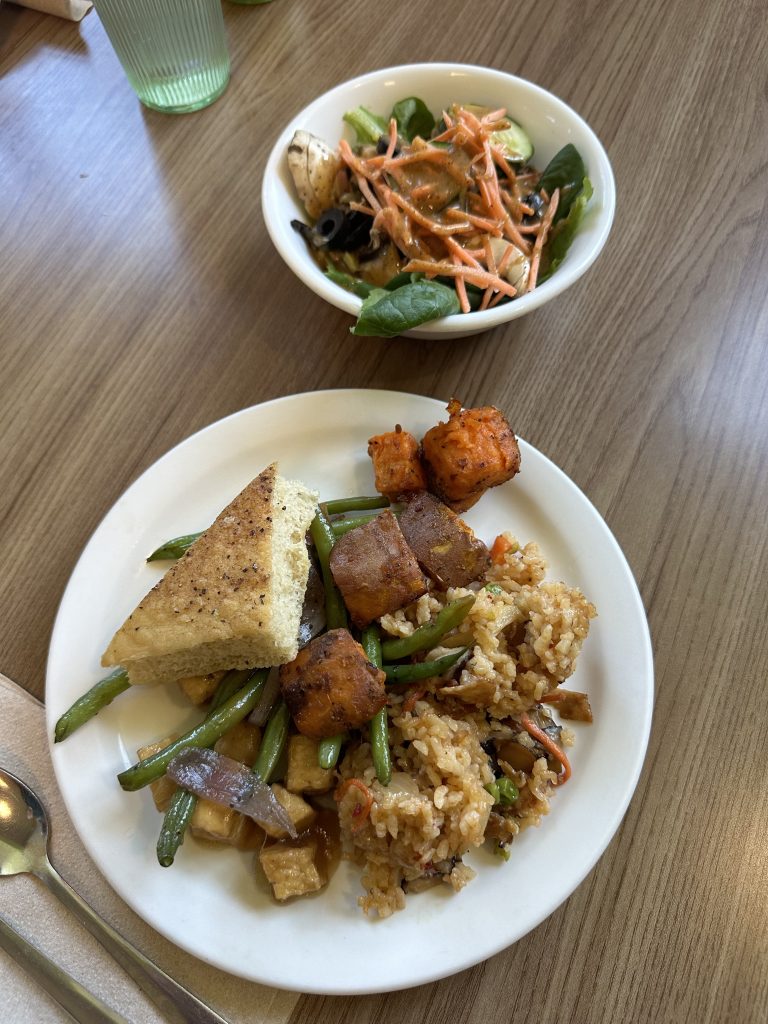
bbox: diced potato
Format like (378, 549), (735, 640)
(177, 671), (225, 705)
(259, 840), (323, 900)
(285, 735), (334, 795)
(190, 798), (260, 850)
(261, 785), (316, 839)
(214, 721), (262, 765)
(137, 735), (178, 812)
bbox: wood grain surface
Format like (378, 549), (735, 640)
(1, 1), (767, 1022)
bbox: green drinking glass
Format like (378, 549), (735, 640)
(92, 0), (231, 114)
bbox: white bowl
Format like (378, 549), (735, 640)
(262, 63), (616, 339)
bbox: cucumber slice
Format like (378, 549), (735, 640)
(490, 120), (533, 163)
(461, 104), (534, 163)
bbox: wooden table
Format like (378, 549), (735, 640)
(2, 2), (766, 1021)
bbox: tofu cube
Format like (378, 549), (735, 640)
(285, 735), (334, 794)
(261, 784), (316, 839)
(214, 721), (262, 765)
(259, 841), (323, 900)
(190, 798), (260, 850)
(137, 735), (178, 812)
(177, 671), (225, 705)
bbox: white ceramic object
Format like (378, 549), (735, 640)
(262, 65), (616, 338)
(47, 390), (652, 994)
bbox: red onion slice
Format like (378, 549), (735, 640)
(167, 748), (297, 838)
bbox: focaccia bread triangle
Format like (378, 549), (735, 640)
(102, 463), (318, 685)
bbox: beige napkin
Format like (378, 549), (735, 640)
(7, 0), (93, 22)
(0, 674), (300, 1024)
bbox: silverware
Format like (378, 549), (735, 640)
(0, 767), (231, 1024)
(0, 912), (129, 1024)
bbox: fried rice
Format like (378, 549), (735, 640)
(336, 533), (596, 917)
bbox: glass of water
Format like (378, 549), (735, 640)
(92, 0), (231, 114)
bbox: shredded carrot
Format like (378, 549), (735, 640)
(403, 688), (426, 713)
(334, 778), (374, 830)
(385, 117), (398, 160)
(452, 254), (471, 313)
(520, 713), (571, 784)
(490, 533), (514, 564)
(348, 201), (376, 216)
(403, 259), (517, 297)
(527, 187), (559, 292)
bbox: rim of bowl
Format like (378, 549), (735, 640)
(262, 62), (616, 336)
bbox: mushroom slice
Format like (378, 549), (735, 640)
(287, 130), (342, 220)
(489, 237), (531, 294)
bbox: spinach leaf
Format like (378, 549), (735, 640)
(351, 280), (460, 336)
(343, 106), (388, 145)
(390, 97), (435, 142)
(540, 177), (593, 283)
(538, 144), (587, 223)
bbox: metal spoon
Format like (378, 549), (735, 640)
(0, 767), (231, 1024)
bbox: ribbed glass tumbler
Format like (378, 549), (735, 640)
(93, 0), (230, 113)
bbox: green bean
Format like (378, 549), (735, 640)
(318, 733), (346, 770)
(253, 700), (290, 783)
(146, 532), (202, 562)
(154, 668), (255, 867)
(156, 790), (196, 867)
(331, 513), (381, 537)
(383, 648), (468, 684)
(362, 625), (391, 785)
(118, 670), (268, 791)
(54, 668), (131, 743)
(380, 596), (476, 661)
(309, 509), (348, 630)
(310, 507), (350, 768)
(321, 495), (390, 515)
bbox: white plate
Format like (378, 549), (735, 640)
(47, 390), (653, 995)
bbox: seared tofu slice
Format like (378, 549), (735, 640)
(285, 735), (334, 794)
(368, 425), (427, 499)
(421, 399), (521, 511)
(280, 628), (387, 739)
(190, 798), (260, 850)
(261, 784), (317, 839)
(259, 840), (323, 900)
(137, 735), (179, 812)
(177, 671), (225, 705)
(214, 720), (262, 765)
(398, 491), (490, 588)
(329, 510), (427, 627)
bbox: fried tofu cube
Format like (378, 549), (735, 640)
(421, 399), (521, 512)
(137, 735), (179, 812)
(261, 785), (317, 839)
(285, 735), (334, 794)
(214, 721), (262, 765)
(190, 798), (260, 850)
(329, 510), (426, 627)
(367, 425), (427, 499)
(259, 840), (323, 900)
(280, 629), (387, 738)
(177, 671), (225, 705)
